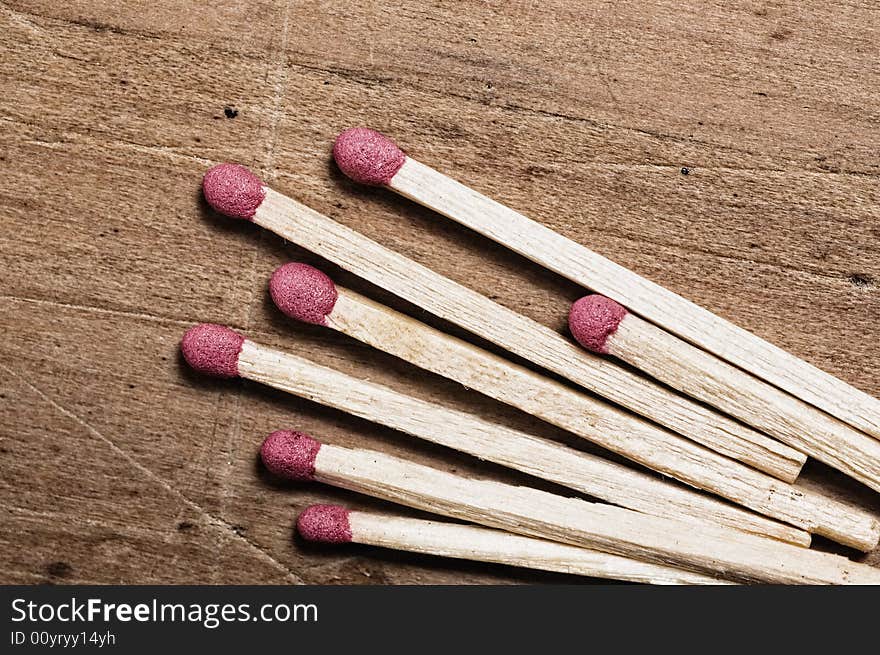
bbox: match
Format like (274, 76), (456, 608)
(295, 504), (733, 585)
(179, 323), (811, 547)
(262, 430), (880, 584)
(270, 262), (801, 482)
(201, 163), (806, 479)
(570, 294), (880, 490)
(331, 127), (880, 443)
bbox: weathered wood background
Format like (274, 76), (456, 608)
(1, 1), (878, 584)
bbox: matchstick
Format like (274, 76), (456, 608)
(179, 323), (811, 547)
(269, 262), (802, 482)
(330, 127), (880, 443)
(201, 163), (806, 477)
(569, 294), (880, 488)
(295, 504), (734, 585)
(261, 430), (880, 584)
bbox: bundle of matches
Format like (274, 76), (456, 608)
(332, 128), (880, 443)
(259, 430), (880, 584)
(295, 505), (732, 585)
(190, 132), (880, 584)
(199, 164), (880, 552)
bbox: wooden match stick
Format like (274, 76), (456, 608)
(180, 323), (812, 547)
(330, 127), (880, 444)
(296, 504), (734, 585)
(262, 431), (880, 584)
(269, 262), (802, 483)
(201, 163), (807, 479)
(569, 294), (880, 491)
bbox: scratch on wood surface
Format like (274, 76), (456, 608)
(262, 0), (293, 180)
(0, 294), (195, 329)
(229, 0), (294, 336)
(0, 363), (304, 584)
(0, 116), (216, 167)
(594, 61), (620, 112)
(0, 296), (285, 347)
(214, 388), (245, 585)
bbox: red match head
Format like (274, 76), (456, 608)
(260, 430), (322, 481)
(269, 263), (339, 326)
(202, 163), (266, 220)
(333, 127), (406, 186)
(568, 295), (628, 354)
(296, 504), (353, 543)
(180, 324), (245, 378)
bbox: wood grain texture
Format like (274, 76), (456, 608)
(1, 0), (878, 583)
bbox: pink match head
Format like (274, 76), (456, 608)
(202, 163), (266, 220)
(296, 504), (353, 543)
(332, 127), (406, 186)
(260, 430), (322, 481)
(269, 263), (339, 326)
(568, 295), (628, 354)
(180, 324), (245, 378)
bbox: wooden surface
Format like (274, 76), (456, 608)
(1, 1), (878, 584)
